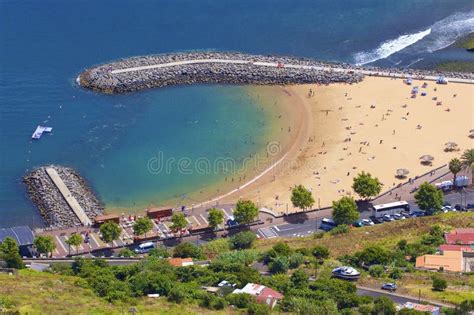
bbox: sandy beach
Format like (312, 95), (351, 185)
(221, 76), (473, 214)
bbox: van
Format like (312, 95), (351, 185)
(134, 242), (155, 254)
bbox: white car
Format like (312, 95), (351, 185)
(393, 213), (406, 220)
(361, 219), (374, 226)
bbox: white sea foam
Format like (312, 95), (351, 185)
(354, 29), (431, 65)
(354, 10), (474, 65)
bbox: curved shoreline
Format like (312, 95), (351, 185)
(78, 52), (474, 94)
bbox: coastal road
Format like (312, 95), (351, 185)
(356, 286), (453, 309)
(111, 58), (474, 84)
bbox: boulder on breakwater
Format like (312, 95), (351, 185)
(23, 165), (104, 229)
(78, 51), (365, 94)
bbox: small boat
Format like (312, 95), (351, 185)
(332, 266), (361, 280)
(32, 125), (53, 139)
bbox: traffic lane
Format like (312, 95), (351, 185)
(357, 288), (422, 305)
(274, 219), (320, 237)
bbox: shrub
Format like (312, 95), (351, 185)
(229, 231), (257, 249)
(272, 242), (292, 256)
(290, 269), (308, 288)
(118, 248), (135, 258)
(368, 265), (384, 278)
(201, 238), (230, 259)
(312, 245), (330, 259)
(168, 285), (187, 303)
(352, 245), (392, 266)
(330, 224), (350, 235)
(226, 293), (255, 308)
(372, 296), (396, 315)
(269, 256), (290, 274)
(173, 242), (202, 259)
(389, 267), (403, 280)
(148, 246), (169, 258)
(248, 302), (271, 315)
(397, 239), (408, 251)
(288, 253), (305, 269)
(432, 276), (447, 292)
(216, 249), (258, 266)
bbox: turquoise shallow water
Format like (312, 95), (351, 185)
(0, 0), (473, 227)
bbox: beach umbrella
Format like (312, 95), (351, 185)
(444, 142), (458, 152)
(420, 155), (434, 165)
(396, 168), (409, 178)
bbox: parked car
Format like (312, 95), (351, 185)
(454, 204), (465, 211)
(353, 221), (364, 228)
(134, 242), (155, 254)
(393, 213), (406, 220)
(369, 216), (384, 224)
(381, 283), (398, 292)
(466, 203), (474, 210)
(411, 211), (426, 217)
(383, 214), (394, 222)
(361, 219), (375, 226)
(400, 211), (411, 217)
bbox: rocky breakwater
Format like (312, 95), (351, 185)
(24, 165), (104, 229)
(78, 52), (365, 94)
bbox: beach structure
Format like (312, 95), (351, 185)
(31, 125), (52, 139)
(233, 283), (284, 308)
(23, 165), (103, 229)
(0, 226), (35, 256)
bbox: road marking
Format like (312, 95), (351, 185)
(273, 225), (280, 231)
(55, 235), (67, 253)
(199, 214), (208, 225)
(258, 227), (278, 239)
(222, 209), (232, 219)
(89, 234), (101, 248)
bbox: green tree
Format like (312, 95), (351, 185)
(291, 185), (315, 211)
(332, 196), (360, 225)
(99, 222), (122, 243)
(460, 149), (474, 183)
(290, 269), (308, 288)
(368, 265), (384, 278)
(389, 267), (403, 279)
(248, 302), (271, 315)
(65, 233), (83, 255)
(352, 171), (383, 200)
(33, 235), (56, 258)
(449, 158), (462, 186)
(117, 248), (135, 257)
(207, 208), (224, 230)
(414, 182), (444, 214)
(432, 276), (447, 291)
(234, 199), (259, 225)
(170, 212), (188, 234)
(229, 231), (257, 250)
(372, 296), (395, 315)
(312, 245), (330, 259)
(133, 217), (153, 237)
(456, 299), (474, 315)
(397, 239), (408, 251)
(272, 242), (292, 256)
(167, 285), (187, 303)
(269, 256), (289, 274)
(173, 242), (202, 259)
(0, 237), (24, 269)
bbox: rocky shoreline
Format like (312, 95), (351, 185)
(78, 51), (474, 94)
(23, 165), (104, 229)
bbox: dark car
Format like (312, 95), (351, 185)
(454, 204), (466, 211)
(369, 216), (384, 224)
(400, 210), (411, 217)
(381, 283), (397, 292)
(411, 211), (426, 217)
(467, 203), (474, 210)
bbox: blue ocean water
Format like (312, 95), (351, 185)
(1, 0), (473, 227)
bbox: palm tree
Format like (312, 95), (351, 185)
(460, 149), (474, 185)
(449, 158), (462, 187)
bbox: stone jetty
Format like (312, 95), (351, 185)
(23, 165), (104, 229)
(78, 52), (365, 93)
(78, 51), (474, 94)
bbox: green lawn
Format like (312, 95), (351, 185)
(0, 270), (233, 315)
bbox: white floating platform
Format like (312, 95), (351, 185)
(32, 125), (52, 139)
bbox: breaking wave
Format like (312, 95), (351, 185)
(354, 10), (474, 65)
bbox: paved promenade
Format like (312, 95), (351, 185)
(45, 167), (92, 226)
(111, 58), (474, 84)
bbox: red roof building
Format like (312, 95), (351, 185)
(233, 283), (284, 308)
(439, 244), (474, 252)
(444, 229), (474, 245)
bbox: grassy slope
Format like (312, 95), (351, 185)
(454, 33), (474, 50)
(0, 270), (231, 315)
(436, 61), (474, 73)
(259, 212), (474, 305)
